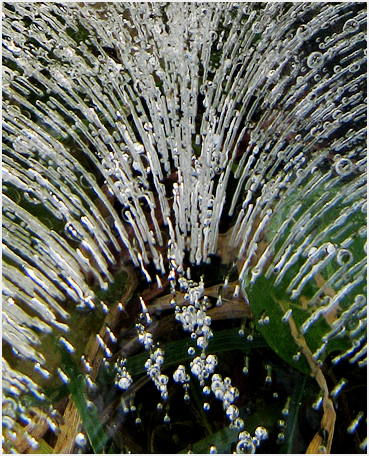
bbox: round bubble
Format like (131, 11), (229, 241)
(296, 24), (311, 40)
(307, 51), (324, 69)
(236, 438), (256, 454)
(118, 374), (132, 390)
(335, 158), (353, 176)
(75, 433), (86, 447)
(336, 249), (353, 266)
(252, 21), (263, 33)
(343, 19), (359, 33)
(255, 426), (268, 441)
(349, 63), (361, 73)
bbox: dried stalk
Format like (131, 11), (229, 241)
(277, 300), (336, 454)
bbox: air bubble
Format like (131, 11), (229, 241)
(359, 437), (367, 451)
(343, 19), (359, 33)
(349, 63), (361, 73)
(335, 158), (353, 176)
(277, 420), (286, 430)
(251, 21), (263, 34)
(282, 397), (291, 417)
(236, 438), (255, 454)
(265, 365), (272, 384)
(254, 426), (268, 441)
(276, 433), (285, 445)
(331, 378), (347, 398)
(296, 24), (311, 40)
(135, 417), (142, 427)
(307, 51), (324, 69)
(347, 411), (364, 434)
(226, 404), (239, 421)
(75, 432), (86, 447)
(57, 368), (70, 385)
(243, 356), (249, 375)
(336, 249), (353, 266)
(293, 351), (301, 362)
(282, 309), (292, 323)
(233, 418), (244, 430)
(312, 394), (323, 410)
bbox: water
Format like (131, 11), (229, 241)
(2, 2), (366, 454)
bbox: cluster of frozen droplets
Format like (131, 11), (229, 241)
(144, 348), (169, 401)
(114, 358), (133, 391)
(174, 276), (214, 352)
(210, 374), (243, 428)
(235, 426), (269, 454)
(2, 1), (367, 452)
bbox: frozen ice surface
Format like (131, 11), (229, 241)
(2, 2), (366, 451)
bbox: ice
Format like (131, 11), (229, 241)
(2, 2), (367, 449)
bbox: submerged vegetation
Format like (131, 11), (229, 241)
(2, 2), (367, 454)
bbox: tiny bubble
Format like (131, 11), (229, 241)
(277, 433), (285, 445)
(75, 433), (86, 447)
(135, 417), (142, 427)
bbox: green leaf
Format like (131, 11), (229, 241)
(246, 175), (366, 374)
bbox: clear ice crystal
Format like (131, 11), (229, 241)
(2, 2), (367, 451)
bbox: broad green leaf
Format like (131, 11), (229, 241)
(246, 174), (366, 374)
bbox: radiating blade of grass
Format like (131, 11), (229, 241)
(126, 328), (268, 377)
(61, 350), (109, 454)
(178, 427), (239, 454)
(178, 399), (285, 454)
(34, 438), (53, 454)
(280, 373), (307, 454)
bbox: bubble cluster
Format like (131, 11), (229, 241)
(190, 354), (218, 387)
(210, 374), (242, 427)
(235, 428), (268, 455)
(174, 284), (213, 352)
(145, 348), (168, 400)
(115, 358), (133, 391)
